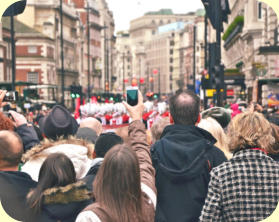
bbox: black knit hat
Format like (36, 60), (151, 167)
(39, 105), (78, 140)
(94, 132), (123, 158)
(201, 107), (231, 129)
(76, 127), (98, 144)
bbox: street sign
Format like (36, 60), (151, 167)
(3, 0), (26, 17)
(206, 89), (216, 97)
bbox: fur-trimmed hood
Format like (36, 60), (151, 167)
(21, 137), (95, 181)
(35, 181), (92, 222)
(43, 181), (92, 205)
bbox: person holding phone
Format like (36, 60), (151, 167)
(76, 90), (157, 222)
(0, 89), (40, 152)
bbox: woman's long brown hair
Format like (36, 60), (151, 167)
(93, 144), (147, 222)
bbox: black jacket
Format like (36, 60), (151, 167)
(0, 171), (92, 222)
(0, 171), (36, 221)
(151, 124), (227, 222)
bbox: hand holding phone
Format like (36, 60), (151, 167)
(3, 91), (18, 102)
(123, 89), (144, 121)
(126, 86), (138, 106)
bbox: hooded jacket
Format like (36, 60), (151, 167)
(151, 124), (227, 222)
(0, 171), (92, 222)
(21, 137), (94, 181)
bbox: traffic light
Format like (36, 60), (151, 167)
(202, 0), (230, 31)
(76, 86), (82, 98)
(70, 85), (82, 99)
(211, 64), (224, 89)
(70, 85), (76, 98)
(153, 94), (159, 99)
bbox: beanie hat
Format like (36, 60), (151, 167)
(76, 127), (98, 144)
(94, 132), (123, 158)
(39, 105), (78, 140)
(201, 107), (231, 128)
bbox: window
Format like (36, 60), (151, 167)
(28, 46), (37, 54)
(28, 72), (39, 84)
(152, 30), (156, 35)
(258, 2), (262, 19)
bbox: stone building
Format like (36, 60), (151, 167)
(72, 0), (103, 95)
(1, 17), (57, 102)
(17, 0), (81, 106)
(221, 0), (279, 103)
(0, 21), (12, 82)
(113, 31), (132, 94)
(114, 9), (205, 96)
(96, 0), (115, 93)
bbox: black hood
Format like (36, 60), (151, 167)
(0, 171), (37, 221)
(153, 124), (216, 182)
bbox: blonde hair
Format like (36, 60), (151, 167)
(227, 112), (275, 153)
(151, 117), (170, 143)
(198, 117), (232, 159)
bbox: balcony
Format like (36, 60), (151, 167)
(223, 16), (244, 50)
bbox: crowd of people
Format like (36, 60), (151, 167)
(0, 88), (279, 222)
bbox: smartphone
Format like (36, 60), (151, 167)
(3, 91), (18, 102)
(3, 111), (15, 122)
(126, 86), (138, 106)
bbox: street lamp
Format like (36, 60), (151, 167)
(59, 0), (65, 105)
(153, 68), (161, 98)
(87, 1), (91, 101)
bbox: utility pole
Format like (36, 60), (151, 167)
(59, 0), (65, 105)
(10, 14), (15, 91)
(122, 53), (125, 94)
(146, 62), (150, 92)
(87, 2), (91, 101)
(158, 68), (161, 99)
(216, 0), (223, 107)
(204, 13), (208, 109)
(193, 25), (197, 93)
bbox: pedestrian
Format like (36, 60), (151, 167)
(76, 91), (156, 222)
(200, 111), (279, 222)
(151, 89), (227, 222)
(21, 105), (94, 182)
(25, 153), (92, 222)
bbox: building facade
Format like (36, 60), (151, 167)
(114, 9), (205, 96)
(96, 0), (115, 93)
(221, 0), (279, 104)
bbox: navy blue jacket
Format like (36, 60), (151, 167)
(151, 124), (227, 222)
(16, 124), (40, 152)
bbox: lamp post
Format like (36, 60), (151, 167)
(59, 0), (65, 105)
(193, 25), (196, 93)
(10, 14), (15, 91)
(87, 1), (91, 101)
(122, 52), (125, 94)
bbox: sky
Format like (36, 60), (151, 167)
(106, 0), (204, 31)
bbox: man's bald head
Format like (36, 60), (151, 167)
(169, 90), (200, 125)
(80, 117), (102, 135)
(0, 130), (23, 170)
